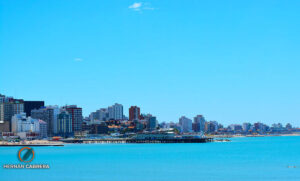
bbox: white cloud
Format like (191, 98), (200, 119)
(74, 58), (83, 62)
(129, 2), (142, 11)
(128, 2), (156, 11)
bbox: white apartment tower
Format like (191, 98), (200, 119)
(108, 103), (123, 120)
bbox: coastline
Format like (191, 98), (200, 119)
(2, 134), (300, 146)
(211, 133), (300, 138)
(0, 137), (213, 146)
(0, 140), (64, 147)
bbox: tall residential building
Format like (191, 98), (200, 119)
(31, 106), (60, 136)
(0, 99), (24, 132)
(147, 116), (157, 131)
(65, 105), (83, 132)
(0, 100), (24, 121)
(229, 124), (243, 132)
(242, 123), (251, 132)
(98, 108), (109, 121)
(38, 120), (47, 138)
(108, 103), (123, 120)
(254, 122), (265, 132)
(108, 106), (113, 119)
(24, 101), (44, 116)
(129, 106), (140, 121)
(179, 116), (192, 133)
(0, 103), (12, 132)
(89, 108), (109, 122)
(57, 111), (73, 137)
(12, 100), (24, 116)
(205, 121), (219, 133)
(193, 115), (206, 133)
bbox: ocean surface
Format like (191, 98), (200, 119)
(1, 136), (300, 181)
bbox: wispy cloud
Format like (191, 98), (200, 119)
(129, 2), (142, 11)
(74, 58), (83, 62)
(128, 2), (156, 11)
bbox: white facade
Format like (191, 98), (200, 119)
(11, 113), (40, 133)
(108, 103), (123, 120)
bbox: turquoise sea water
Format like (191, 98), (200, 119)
(1, 136), (300, 181)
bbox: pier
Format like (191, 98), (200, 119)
(60, 138), (213, 144)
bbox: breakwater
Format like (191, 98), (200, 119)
(60, 137), (213, 144)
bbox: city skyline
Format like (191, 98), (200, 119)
(0, 93), (298, 128)
(1, 1), (300, 126)
(1, 92), (299, 141)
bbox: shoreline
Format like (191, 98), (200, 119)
(0, 140), (64, 147)
(211, 133), (300, 138)
(0, 144), (64, 147)
(1, 134), (300, 146)
(0, 138), (213, 146)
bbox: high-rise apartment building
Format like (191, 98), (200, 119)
(31, 106), (60, 136)
(129, 106), (140, 121)
(12, 100), (24, 115)
(108, 103), (123, 120)
(57, 111), (73, 137)
(242, 123), (251, 132)
(38, 120), (47, 138)
(147, 116), (157, 131)
(205, 121), (219, 133)
(193, 115), (206, 133)
(0, 98), (24, 132)
(98, 108), (108, 121)
(65, 105), (83, 132)
(179, 116), (192, 133)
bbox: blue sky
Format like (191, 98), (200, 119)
(1, 0), (300, 126)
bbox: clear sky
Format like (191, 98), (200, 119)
(1, 0), (299, 126)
